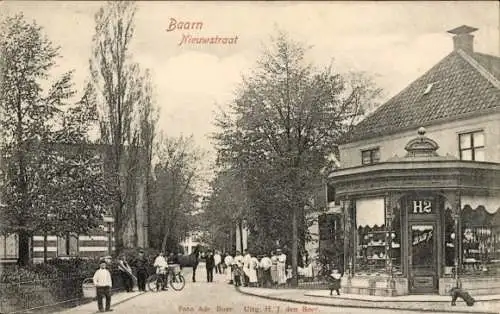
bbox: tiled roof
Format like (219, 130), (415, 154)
(472, 52), (500, 80)
(344, 49), (500, 143)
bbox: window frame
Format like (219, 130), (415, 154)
(361, 147), (381, 165)
(57, 233), (79, 257)
(458, 130), (485, 161)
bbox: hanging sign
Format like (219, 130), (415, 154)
(411, 200), (433, 214)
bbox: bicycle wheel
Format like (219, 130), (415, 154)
(170, 273), (186, 291)
(146, 274), (159, 291)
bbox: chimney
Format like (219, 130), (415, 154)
(447, 25), (478, 53)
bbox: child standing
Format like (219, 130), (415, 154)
(93, 260), (113, 312)
(328, 268), (342, 296)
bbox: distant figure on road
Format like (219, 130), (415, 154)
(133, 250), (148, 292)
(205, 250), (215, 282)
(221, 251), (227, 273)
(93, 259), (112, 312)
(224, 253), (234, 284)
(214, 251), (222, 274)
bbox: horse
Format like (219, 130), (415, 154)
(178, 245), (201, 282)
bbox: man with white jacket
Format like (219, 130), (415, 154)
(93, 260), (112, 312)
(224, 253), (234, 284)
(214, 251), (222, 274)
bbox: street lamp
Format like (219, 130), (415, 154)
(103, 215), (114, 256)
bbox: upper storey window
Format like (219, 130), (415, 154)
(459, 131), (485, 161)
(361, 148), (380, 165)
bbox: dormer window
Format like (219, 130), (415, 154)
(459, 130), (485, 161)
(423, 83), (433, 94)
(361, 148), (380, 165)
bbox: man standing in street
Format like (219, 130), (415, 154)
(214, 251), (222, 274)
(133, 250), (148, 292)
(221, 251), (227, 274)
(205, 250), (215, 282)
(93, 259), (113, 312)
(260, 253), (272, 288)
(224, 252), (233, 284)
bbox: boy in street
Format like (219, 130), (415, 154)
(154, 252), (169, 291)
(93, 259), (113, 312)
(328, 268), (342, 296)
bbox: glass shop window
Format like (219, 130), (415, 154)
(390, 204), (402, 276)
(460, 205), (500, 276)
(443, 208), (456, 276)
(355, 198), (386, 275)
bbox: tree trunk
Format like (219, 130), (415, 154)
(43, 233), (48, 263)
(291, 206), (298, 287)
(239, 221), (244, 252)
(18, 230), (30, 266)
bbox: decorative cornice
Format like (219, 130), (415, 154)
(404, 127), (440, 158)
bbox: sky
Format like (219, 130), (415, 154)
(1, 1), (499, 179)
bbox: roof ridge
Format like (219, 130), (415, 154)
(457, 49), (500, 90)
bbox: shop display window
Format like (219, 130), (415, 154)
(355, 198), (387, 275)
(390, 205), (402, 276)
(443, 208), (456, 276)
(460, 205), (500, 276)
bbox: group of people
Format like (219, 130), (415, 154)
(152, 251), (180, 290)
(91, 250), (178, 312)
(221, 249), (290, 288)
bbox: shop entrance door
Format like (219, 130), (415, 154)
(408, 223), (438, 294)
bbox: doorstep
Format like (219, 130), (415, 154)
(305, 290), (500, 302)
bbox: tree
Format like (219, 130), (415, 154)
(149, 134), (204, 253)
(200, 168), (248, 252)
(89, 1), (158, 252)
(0, 14), (112, 265)
(213, 31), (381, 285)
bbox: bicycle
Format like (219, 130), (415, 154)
(146, 264), (186, 291)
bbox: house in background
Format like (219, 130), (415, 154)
(0, 143), (149, 264)
(328, 25), (500, 296)
(179, 231), (204, 255)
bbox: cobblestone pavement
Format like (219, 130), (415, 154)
(58, 267), (499, 314)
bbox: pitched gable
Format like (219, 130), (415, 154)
(345, 50), (500, 143)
